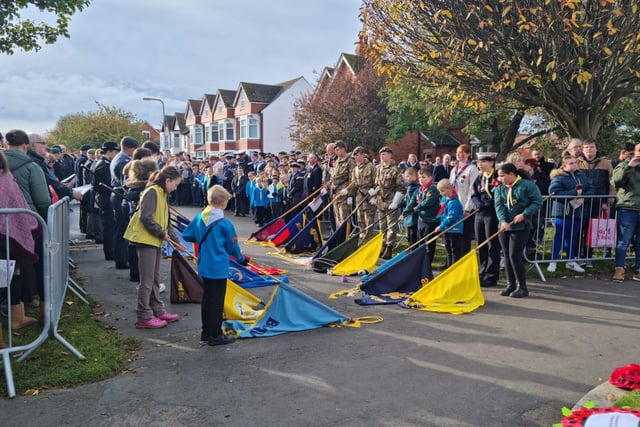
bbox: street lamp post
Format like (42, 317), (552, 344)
(142, 97), (166, 149)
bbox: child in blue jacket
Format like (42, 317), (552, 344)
(182, 185), (249, 346)
(435, 178), (464, 268)
(250, 177), (270, 227)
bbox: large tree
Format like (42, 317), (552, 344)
(46, 103), (144, 151)
(290, 57), (389, 155)
(360, 0), (640, 142)
(0, 0), (90, 55)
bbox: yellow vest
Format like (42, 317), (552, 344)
(123, 185), (169, 248)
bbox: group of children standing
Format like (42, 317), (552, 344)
(233, 169), (286, 227)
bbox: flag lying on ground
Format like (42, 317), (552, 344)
(330, 232), (383, 276)
(228, 259), (284, 288)
(312, 233), (359, 273)
(355, 244), (432, 305)
(283, 216), (323, 254)
(400, 250), (484, 314)
(269, 211), (306, 247)
(170, 251), (203, 303)
(359, 249), (409, 283)
(222, 282), (350, 338)
(312, 219), (350, 260)
(250, 217), (286, 241)
(224, 280), (264, 322)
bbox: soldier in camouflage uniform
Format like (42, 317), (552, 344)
(351, 146), (378, 243)
(374, 146), (406, 259)
(329, 140), (355, 226)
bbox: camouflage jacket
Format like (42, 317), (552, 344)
(330, 155), (355, 196)
(351, 159), (377, 198)
(375, 160), (406, 209)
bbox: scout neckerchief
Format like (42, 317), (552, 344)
(452, 161), (472, 190)
(482, 169), (496, 198)
(506, 176), (521, 209)
(417, 180), (433, 202)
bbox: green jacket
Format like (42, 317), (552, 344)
(4, 149), (51, 220)
(612, 159), (640, 210)
(494, 177), (542, 231)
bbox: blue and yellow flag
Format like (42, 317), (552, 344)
(222, 282), (349, 338)
(330, 232), (383, 276)
(356, 245), (432, 305)
(228, 259), (282, 288)
(270, 212), (306, 247)
(224, 280), (264, 322)
(400, 250), (484, 314)
(284, 218), (323, 254)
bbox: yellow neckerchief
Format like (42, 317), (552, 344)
(506, 176), (521, 209)
(482, 169), (495, 197)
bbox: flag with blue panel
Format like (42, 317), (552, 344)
(284, 217), (323, 254)
(269, 211), (306, 247)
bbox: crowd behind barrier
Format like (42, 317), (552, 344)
(0, 198), (83, 398)
(524, 194), (621, 281)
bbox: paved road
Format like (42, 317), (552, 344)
(2, 206), (639, 426)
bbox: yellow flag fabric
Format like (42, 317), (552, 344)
(331, 232), (383, 276)
(402, 250), (484, 315)
(224, 280), (264, 323)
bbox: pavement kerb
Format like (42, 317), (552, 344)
(573, 381), (627, 411)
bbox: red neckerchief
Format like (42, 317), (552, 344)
(452, 162), (472, 189)
(417, 181), (433, 202)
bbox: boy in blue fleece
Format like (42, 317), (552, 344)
(182, 185), (249, 346)
(435, 178), (464, 268)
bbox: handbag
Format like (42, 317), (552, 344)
(585, 211), (616, 248)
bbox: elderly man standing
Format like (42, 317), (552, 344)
(374, 146), (406, 259)
(329, 141), (355, 226)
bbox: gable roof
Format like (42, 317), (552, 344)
(164, 115), (176, 132)
(202, 93), (216, 113)
(217, 89), (237, 107)
(341, 53), (367, 74)
(174, 112), (186, 133)
(236, 82), (283, 105)
(186, 99), (202, 117)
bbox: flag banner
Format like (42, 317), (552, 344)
(330, 233), (383, 276)
(251, 217), (286, 241)
(355, 245), (432, 305)
(269, 212), (306, 247)
(400, 250), (484, 315)
(221, 282), (349, 338)
(170, 251), (204, 304)
(224, 279), (264, 322)
(162, 224), (195, 258)
(228, 259), (283, 288)
(284, 218), (323, 254)
(308, 197), (323, 213)
(313, 218), (350, 260)
(359, 250), (409, 283)
(169, 210), (190, 232)
(312, 233), (360, 273)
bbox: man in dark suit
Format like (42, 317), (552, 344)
(432, 153), (453, 182)
(304, 153), (323, 197)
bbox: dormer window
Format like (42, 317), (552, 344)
(240, 92), (246, 110)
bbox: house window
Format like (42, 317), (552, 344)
(218, 105), (223, 113)
(173, 132), (180, 148)
(240, 92), (246, 110)
(204, 109), (209, 118)
(225, 121), (235, 141)
(239, 117), (247, 139)
(142, 130), (151, 138)
(249, 116), (259, 139)
(211, 124), (218, 142)
(191, 126), (203, 145)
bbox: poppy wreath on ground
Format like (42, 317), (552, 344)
(610, 363), (640, 390)
(558, 406), (640, 426)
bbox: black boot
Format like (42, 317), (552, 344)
(379, 245), (387, 257)
(509, 285), (529, 298)
(381, 245), (393, 260)
(500, 283), (517, 296)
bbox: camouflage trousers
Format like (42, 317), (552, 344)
(333, 197), (352, 227)
(355, 196), (377, 243)
(378, 208), (399, 247)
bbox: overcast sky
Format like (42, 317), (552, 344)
(0, 0), (363, 136)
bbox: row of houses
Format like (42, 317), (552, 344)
(150, 52), (472, 161)
(154, 76), (311, 158)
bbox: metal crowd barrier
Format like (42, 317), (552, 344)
(1, 198), (84, 398)
(524, 193), (619, 281)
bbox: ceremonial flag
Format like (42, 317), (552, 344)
(356, 245), (432, 305)
(330, 232), (383, 276)
(312, 233), (359, 273)
(251, 217), (286, 241)
(313, 218), (350, 260)
(270, 211), (306, 247)
(359, 250), (408, 283)
(224, 280), (264, 322)
(170, 251), (203, 304)
(222, 282), (349, 338)
(283, 217), (323, 254)
(400, 250), (484, 314)
(228, 259), (283, 288)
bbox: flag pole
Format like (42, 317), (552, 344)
(278, 185), (325, 220)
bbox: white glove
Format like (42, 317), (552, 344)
(347, 197), (353, 205)
(340, 188), (349, 196)
(369, 197), (377, 205)
(368, 187), (379, 196)
(320, 188), (328, 196)
(388, 191), (404, 210)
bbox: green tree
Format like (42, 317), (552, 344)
(0, 0), (90, 55)
(290, 57), (389, 155)
(46, 103), (144, 151)
(361, 0), (640, 143)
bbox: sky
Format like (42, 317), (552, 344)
(0, 0), (363, 136)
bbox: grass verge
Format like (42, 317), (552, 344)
(615, 390), (640, 408)
(0, 289), (140, 397)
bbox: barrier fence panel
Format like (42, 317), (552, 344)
(524, 194), (619, 281)
(0, 198), (84, 398)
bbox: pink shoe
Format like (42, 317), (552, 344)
(158, 312), (179, 323)
(135, 317), (168, 329)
